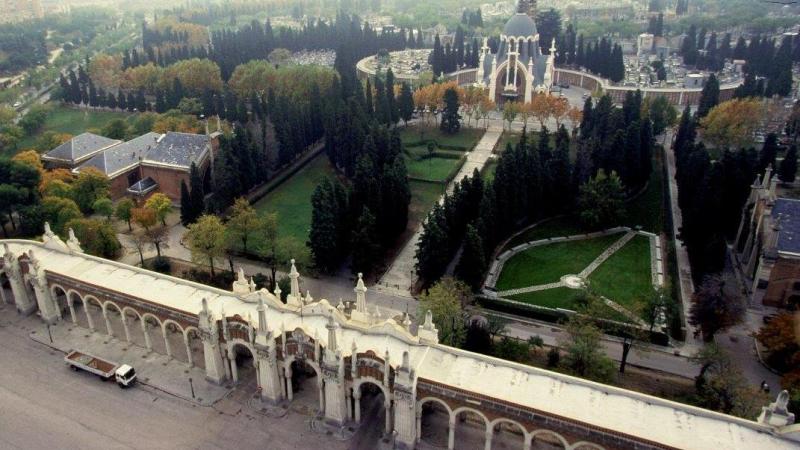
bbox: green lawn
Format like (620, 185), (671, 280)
(495, 131), (521, 153)
(482, 159), (498, 183)
(408, 180), (443, 226)
(504, 216), (592, 249)
(399, 124), (484, 150)
(15, 105), (132, 152)
(252, 154), (337, 243)
(495, 233), (623, 290)
(588, 235), (653, 312)
(404, 146), (464, 182)
(623, 153), (665, 233)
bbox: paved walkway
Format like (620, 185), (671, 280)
(27, 318), (230, 406)
(662, 130), (700, 348)
(375, 126), (504, 298)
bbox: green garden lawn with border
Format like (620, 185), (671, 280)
(587, 235), (653, 312)
(495, 233), (623, 290)
(399, 124), (484, 150)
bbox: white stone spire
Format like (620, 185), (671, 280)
(289, 259), (300, 299)
(326, 315), (338, 353)
(257, 297), (267, 333)
(354, 272), (367, 313)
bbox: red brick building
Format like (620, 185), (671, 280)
(75, 131), (218, 203)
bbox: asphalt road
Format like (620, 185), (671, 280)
(0, 307), (350, 450)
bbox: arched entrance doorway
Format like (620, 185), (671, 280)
(288, 358), (320, 411)
(51, 286), (71, 322)
(418, 398), (451, 448)
(230, 343), (255, 383)
(355, 381), (388, 438)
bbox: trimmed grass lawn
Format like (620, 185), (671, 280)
(399, 124), (484, 150)
(482, 159), (498, 183)
(495, 131), (521, 153)
(404, 146), (464, 182)
(495, 233), (623, 290)
(252, 154), (337, 243)
(504, 216), (590, 249)
(588, 235), (653, 312)
(408, 180), (443, 226)
(14, 106), (132, 152)
(624, 153), (665, 233)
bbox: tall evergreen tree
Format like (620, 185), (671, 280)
(779, 145), (798, 183)
(440, 87), (461, 134)
(454, 224), (487, 290)
(697, 74), (720, 119)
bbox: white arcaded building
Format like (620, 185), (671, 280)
(1, 227), (799, 450)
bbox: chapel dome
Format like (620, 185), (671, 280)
(503, 13), (537, 38)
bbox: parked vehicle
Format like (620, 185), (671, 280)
(64, 350), (137, 387)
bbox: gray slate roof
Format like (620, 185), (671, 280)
(503, 13), (537, 37)
(145, 132), (210, 169)
(78, 132), (161, 176)
(44, 132), (121, 164)
(772, 198), (800, 255)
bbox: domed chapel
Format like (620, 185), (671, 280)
(477, 0), (556, 104)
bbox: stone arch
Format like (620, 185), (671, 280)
(353, 378), (390, 435)
(490, 417), (528, 450)
(283, 353), (322, 411)
(570, 442), (604, 450)
(141, 312), (166, 354)
(162, 319), (185, 361)
(122, 306), (146, 348)
(417, 397), (453, 448)
(184, 326), (205, 369)
(453, 406), (490, 450)
(67, 290), (89, 329)
(102, 300), (126, 340)
(227, 339), (256, 383)
(49, 284), (71, 322)
(529, 429), (569, 449)
(494, 59), (529, 105)
(83, 295), (104, 334)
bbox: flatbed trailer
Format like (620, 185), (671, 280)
(64, 350), (137, 387)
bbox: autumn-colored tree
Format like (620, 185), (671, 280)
(529, 93), (552, 128)
(161, 58), (224, 95)
(131, 207), (157, 231)
(567, 106), (583, 136)
(757, 313), (799, 374)
(186, 214), (226, 276)
(88, 54), (122, 91)
(550, 96), (570, 128)
(518, 102), (533, 129)
(152, 112), (202, 134)
(120, 63), (164, 94)
(39, 168), (74, 194)
(11, 150), (44, 175)
(477, 96), (496, 128)
(144, 192), (172, 226)
(228, 60), (277, 97)
(700, 98), (763, 149)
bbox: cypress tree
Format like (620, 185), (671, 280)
(759, 133), (780, 174)
(180, 180), (192, 225)
(455, 224), (487, 291)
(351, 207), (380, 275)
(399, 82), (414, 125)
(696, 74), (719, 118)
(440, 87), (461, 134)
(189, 162), (205, 221)
(309, 178), (341, 273)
